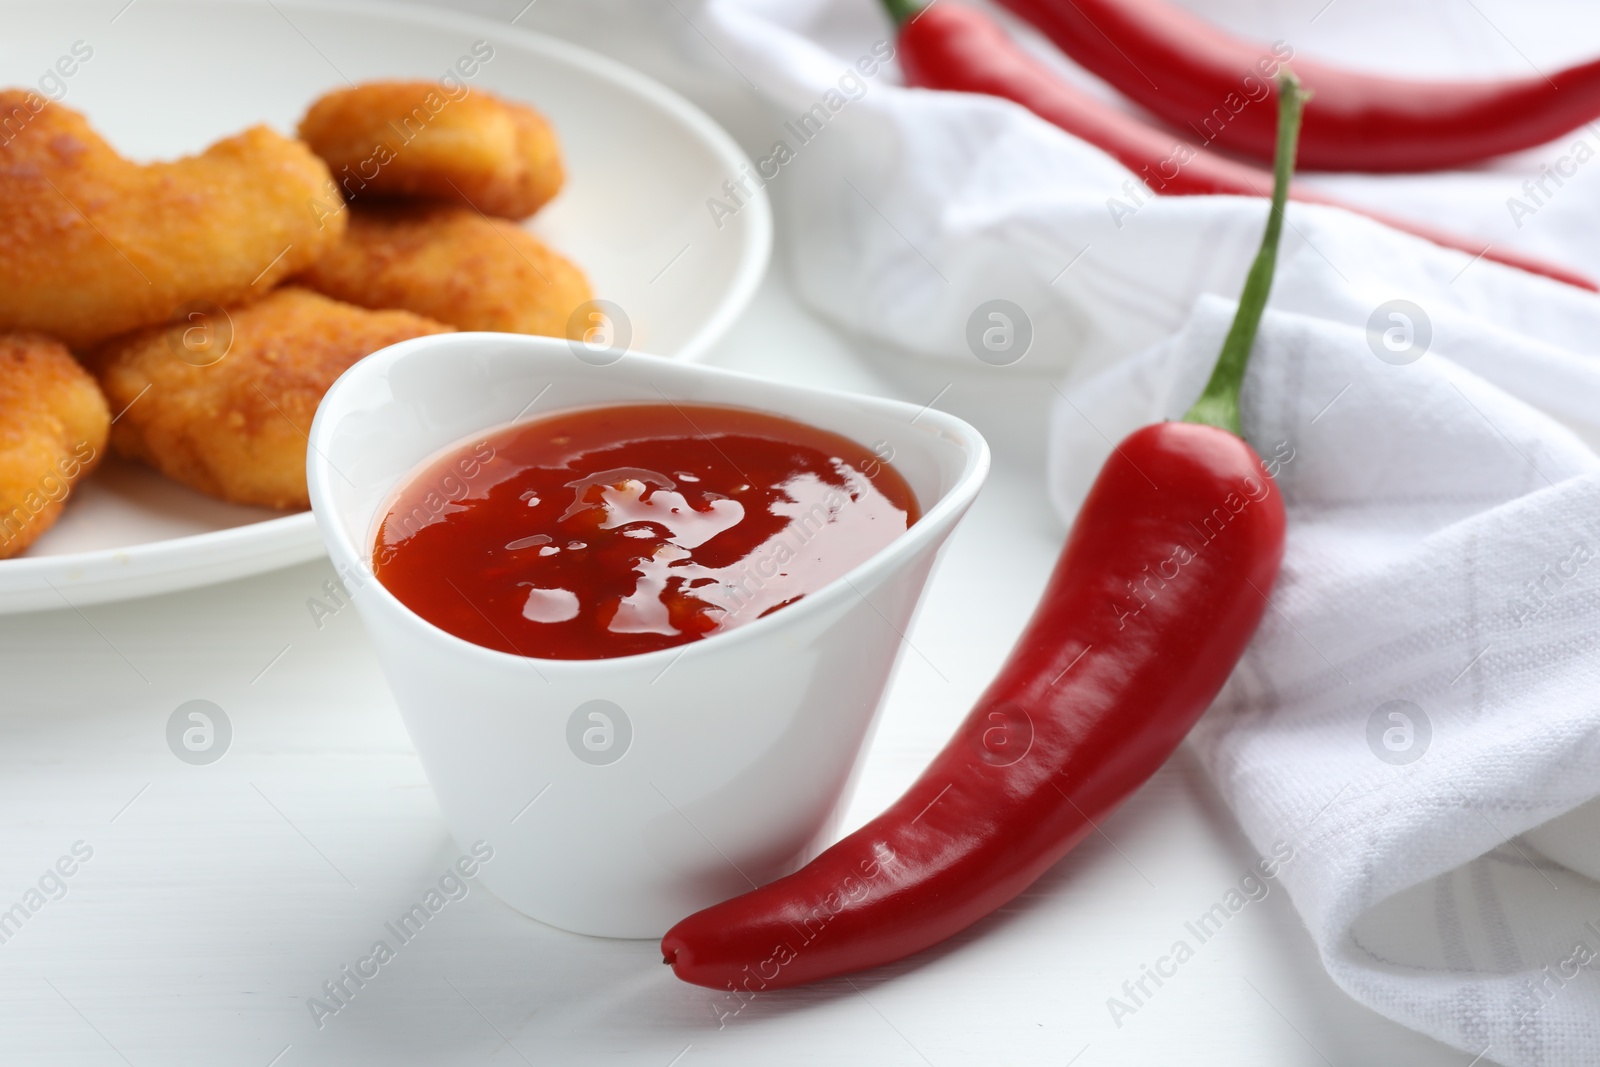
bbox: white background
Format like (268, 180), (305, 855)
(3, 0), (1568, 1062)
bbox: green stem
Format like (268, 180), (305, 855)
(1183, 72), (1310, 437)
(881, 0), (922, 27)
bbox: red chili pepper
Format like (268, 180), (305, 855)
(998, 0), (1600, 173)
(892, 1), (1596, 291)
(659, 72), (1304, 994)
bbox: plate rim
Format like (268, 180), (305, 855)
(0, 0), (773, 612)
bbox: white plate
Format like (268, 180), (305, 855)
(0, 0), (771, 614)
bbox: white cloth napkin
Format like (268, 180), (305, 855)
(697, 0), (1600, 1062)
(1054, 298), (1600, 1065)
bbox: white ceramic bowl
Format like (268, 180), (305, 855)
(306, 334), (989, 937)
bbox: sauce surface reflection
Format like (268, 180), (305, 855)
(373, 403), (920, 659)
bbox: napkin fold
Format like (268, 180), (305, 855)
(700, 0), (1600, 1060)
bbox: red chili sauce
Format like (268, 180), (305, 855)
(372, 403), (920, 659)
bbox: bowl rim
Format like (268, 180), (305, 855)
(306, 332), (991, 676)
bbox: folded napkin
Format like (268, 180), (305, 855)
(1052, 297), (1600, 1065)
(699, 0), (1600, 1061)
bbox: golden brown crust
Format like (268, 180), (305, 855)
(0, 91), (346, 350)
(89, 288), (451, 510)
(0, 333), (110, 559)
(297, 204), (591, 338)
(297, 80), (563, 219)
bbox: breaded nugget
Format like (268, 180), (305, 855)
(0, 333), (110, 559)
(297, 204), (591, 338)
(0, 92), (346, 351)
(298, 80), (563, 219)
(90, 288), (450, 510)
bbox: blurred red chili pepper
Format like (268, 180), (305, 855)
(660, 71), (1304, 995)
(892, 1), (1595, 291)
(999, 0), (1600, 173)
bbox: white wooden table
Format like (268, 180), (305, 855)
(0, 1), (1498, 1062)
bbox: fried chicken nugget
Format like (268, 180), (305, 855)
(298, 204), (591, 338)
(0, 91), (346, 351)
(90, 288), (450, 510)
(0, 333), (110, 559)
(298, 80), (564, 219)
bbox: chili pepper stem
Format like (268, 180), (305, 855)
(1183, 72), (1309, 438)
(881, 0), (922, 25)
